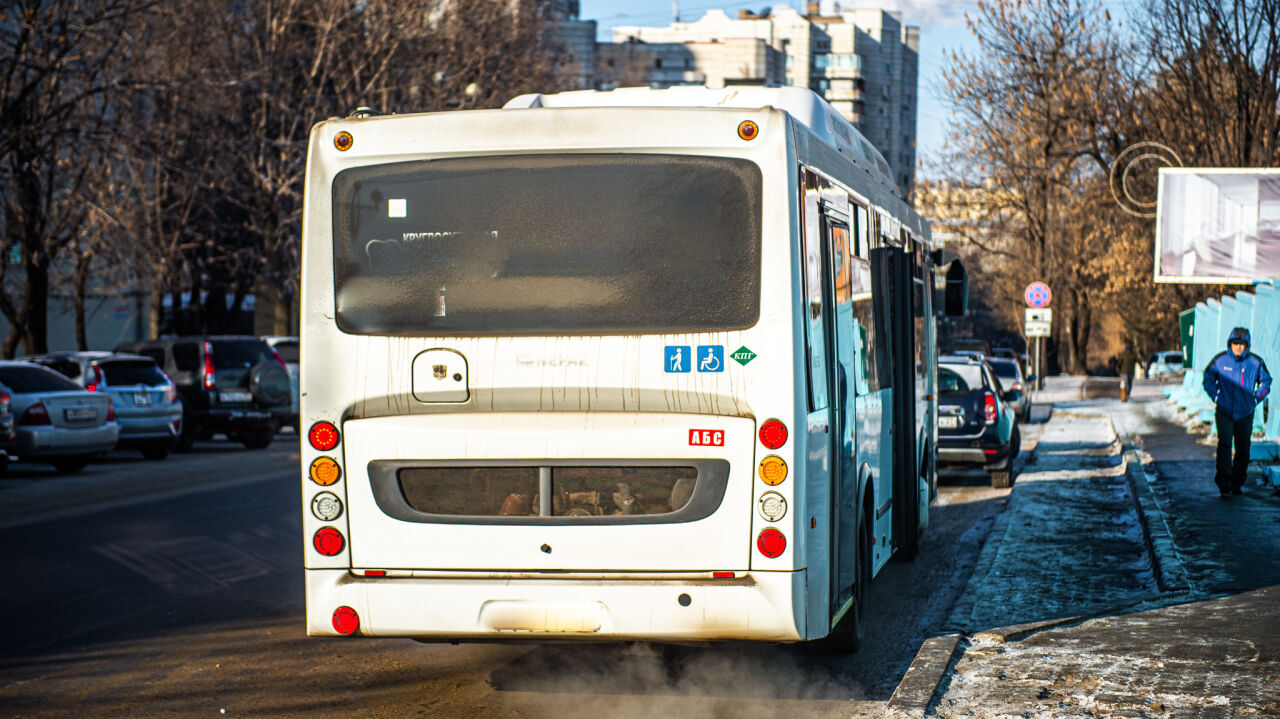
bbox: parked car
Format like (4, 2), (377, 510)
(0, 361), (120, 473)
(116, 336), (292, 451)
(0, 384), (15, 474)
(22, 351), (183, 460)
(985, 357), (1033, 422)
(263, 336), (299, 432)
(1147, 350), (1185, 379)
(936, 356), (1021, 488)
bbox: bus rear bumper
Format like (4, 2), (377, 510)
(305, 569), (805, 643)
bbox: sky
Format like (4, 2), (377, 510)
(578, 0), (983, 168)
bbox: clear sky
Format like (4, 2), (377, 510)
(577, 0), (983, 171)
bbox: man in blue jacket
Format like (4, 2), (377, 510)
(1203, 327), (1273, 495)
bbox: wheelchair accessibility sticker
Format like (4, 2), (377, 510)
(665, 345), (724, 373)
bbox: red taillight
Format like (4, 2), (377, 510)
(309, 421), (340, 451)
(165, 382), (177, 403)
(86, 363), (105, 392)
(332, 606), (360, 635)
(106, 398), (116, 422)
(757, 528), (787, 558)
(313, 527), (345, 556)
(984, 393), (997, 424)
(759, 419), (788, 449)
(19, 402), (50, 426)
(270, 346), (288, 370)
(202, 341), (216, 390)
(0, 391), (9, 415)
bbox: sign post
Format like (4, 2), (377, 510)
(1024, 283), (1052, 390)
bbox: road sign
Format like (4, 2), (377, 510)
(1025, 282), (1052, 308)
(1025, 320), (1052, 337)
(1025, 308), (1052, 323)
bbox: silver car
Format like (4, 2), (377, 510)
(0, 361), (120, 473)
(23, 352), (183, 459)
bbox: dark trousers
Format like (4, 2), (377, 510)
(1214, 409), (1252, 490)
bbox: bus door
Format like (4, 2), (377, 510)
(870, 241), (919, 560)
(822, 211), (858, 620)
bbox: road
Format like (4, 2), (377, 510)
(0, 429), (1036, 718)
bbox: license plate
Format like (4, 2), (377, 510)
(220, 391), (253, 403)
(938, 416), (961, 429)
(65, 407), (98, 422)
(133, 392), (152, 406)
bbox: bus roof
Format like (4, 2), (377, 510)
(504, 85), (899, 197)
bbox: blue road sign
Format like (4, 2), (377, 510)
(697, 345), (724, 372)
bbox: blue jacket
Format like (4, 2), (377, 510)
(1203, 328), (1272, 420)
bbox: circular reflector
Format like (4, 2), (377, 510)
(758, 455), (788, 485)
(309, 421), (340, 451)
(757, 528), (786, 558)
(759, 419), (788, 450)
(313, 527), (345, 556)
(334, 131), (354, 151)
(309, 457), (342, 486)
(737, 120), (759, 141)
(311, 492), (344, 521)
(758, 492), (788, 522)
(332, 606), (360, 635)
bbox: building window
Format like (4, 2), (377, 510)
(655, 58), (663, 68)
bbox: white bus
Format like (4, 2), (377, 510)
(299, 86), (966, 650)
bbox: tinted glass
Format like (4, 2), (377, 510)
(101, 360), (169, 386)
(210, 340), (274, 369)
(987, 359), (1021, 380)
(552, 467), (697, 516)
(0, 365), (81, 392)
(172, 343), (199, 371)
(28, 359), (82, 380)
(400, 467), (540, 516)
(332, 154), (762, 335)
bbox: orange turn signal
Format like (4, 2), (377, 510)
(310, 457), (341, 486)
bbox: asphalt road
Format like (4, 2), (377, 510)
(0, 427), (1036, 718)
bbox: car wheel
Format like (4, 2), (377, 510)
(52, 455), (91, 474)
(249, 362), (291, 407)
(990, 468), (1012, 489)
(141, 441), (173, 461)
(241, 428), (275, 450)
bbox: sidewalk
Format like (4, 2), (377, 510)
(893, 377), (1280, 719)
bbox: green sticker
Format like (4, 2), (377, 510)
(731, 346), (757, 366)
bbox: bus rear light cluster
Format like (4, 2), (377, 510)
(332, 606), (360, 635)
(758, 419), (788, 449)
(757, 528), (786, 558)
(309, 421), (340, 451)
(758, 455), (788, 485)
(758, 492), (788, 522)
(983, 394), (997, 424)
(313, 527), (345, 556)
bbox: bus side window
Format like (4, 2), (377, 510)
(802, 187), (829, 412)
(853, 204), (870, 259)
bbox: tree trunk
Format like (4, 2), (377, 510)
(73, 251), (94, 350)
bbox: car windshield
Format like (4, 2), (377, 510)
(987, 359), (1022, 381)
(101, 360), (169, 386)
(939, 364), (984, 394)
(0, 365), (81, 393)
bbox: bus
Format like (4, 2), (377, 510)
(298, 86), (967, 650)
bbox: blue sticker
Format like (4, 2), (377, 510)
(665, 346), (691, 373)
(697, 345), (724, 372)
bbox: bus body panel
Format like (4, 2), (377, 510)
(305, 568), (805, 641)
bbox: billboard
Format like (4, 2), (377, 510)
(1154, 168), (1280, 283)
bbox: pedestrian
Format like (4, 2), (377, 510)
(1117, 342), (1142, 402)
(1202, 327), (1273, 496)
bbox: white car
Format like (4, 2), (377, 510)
(1147, 351), (1185, 379)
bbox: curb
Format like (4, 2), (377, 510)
(882, 633), (963, 719)
(1109, 417), (1194, 594)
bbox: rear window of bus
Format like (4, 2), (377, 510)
(331, 154), (762, 335)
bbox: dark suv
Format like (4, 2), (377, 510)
(116, 336), (292, 450)
(936, 356), (1022, 488)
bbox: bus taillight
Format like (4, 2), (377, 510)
(759, 419), (788, 449)
(758, 455), (788, 485)
(757, 528), (786, 558)
(332, 606), (359, 635)
(310, 456), (342, 485)
(983, 394), (997, 424)
(309, 421), (340, 451)
(313, 527), (345, 556)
